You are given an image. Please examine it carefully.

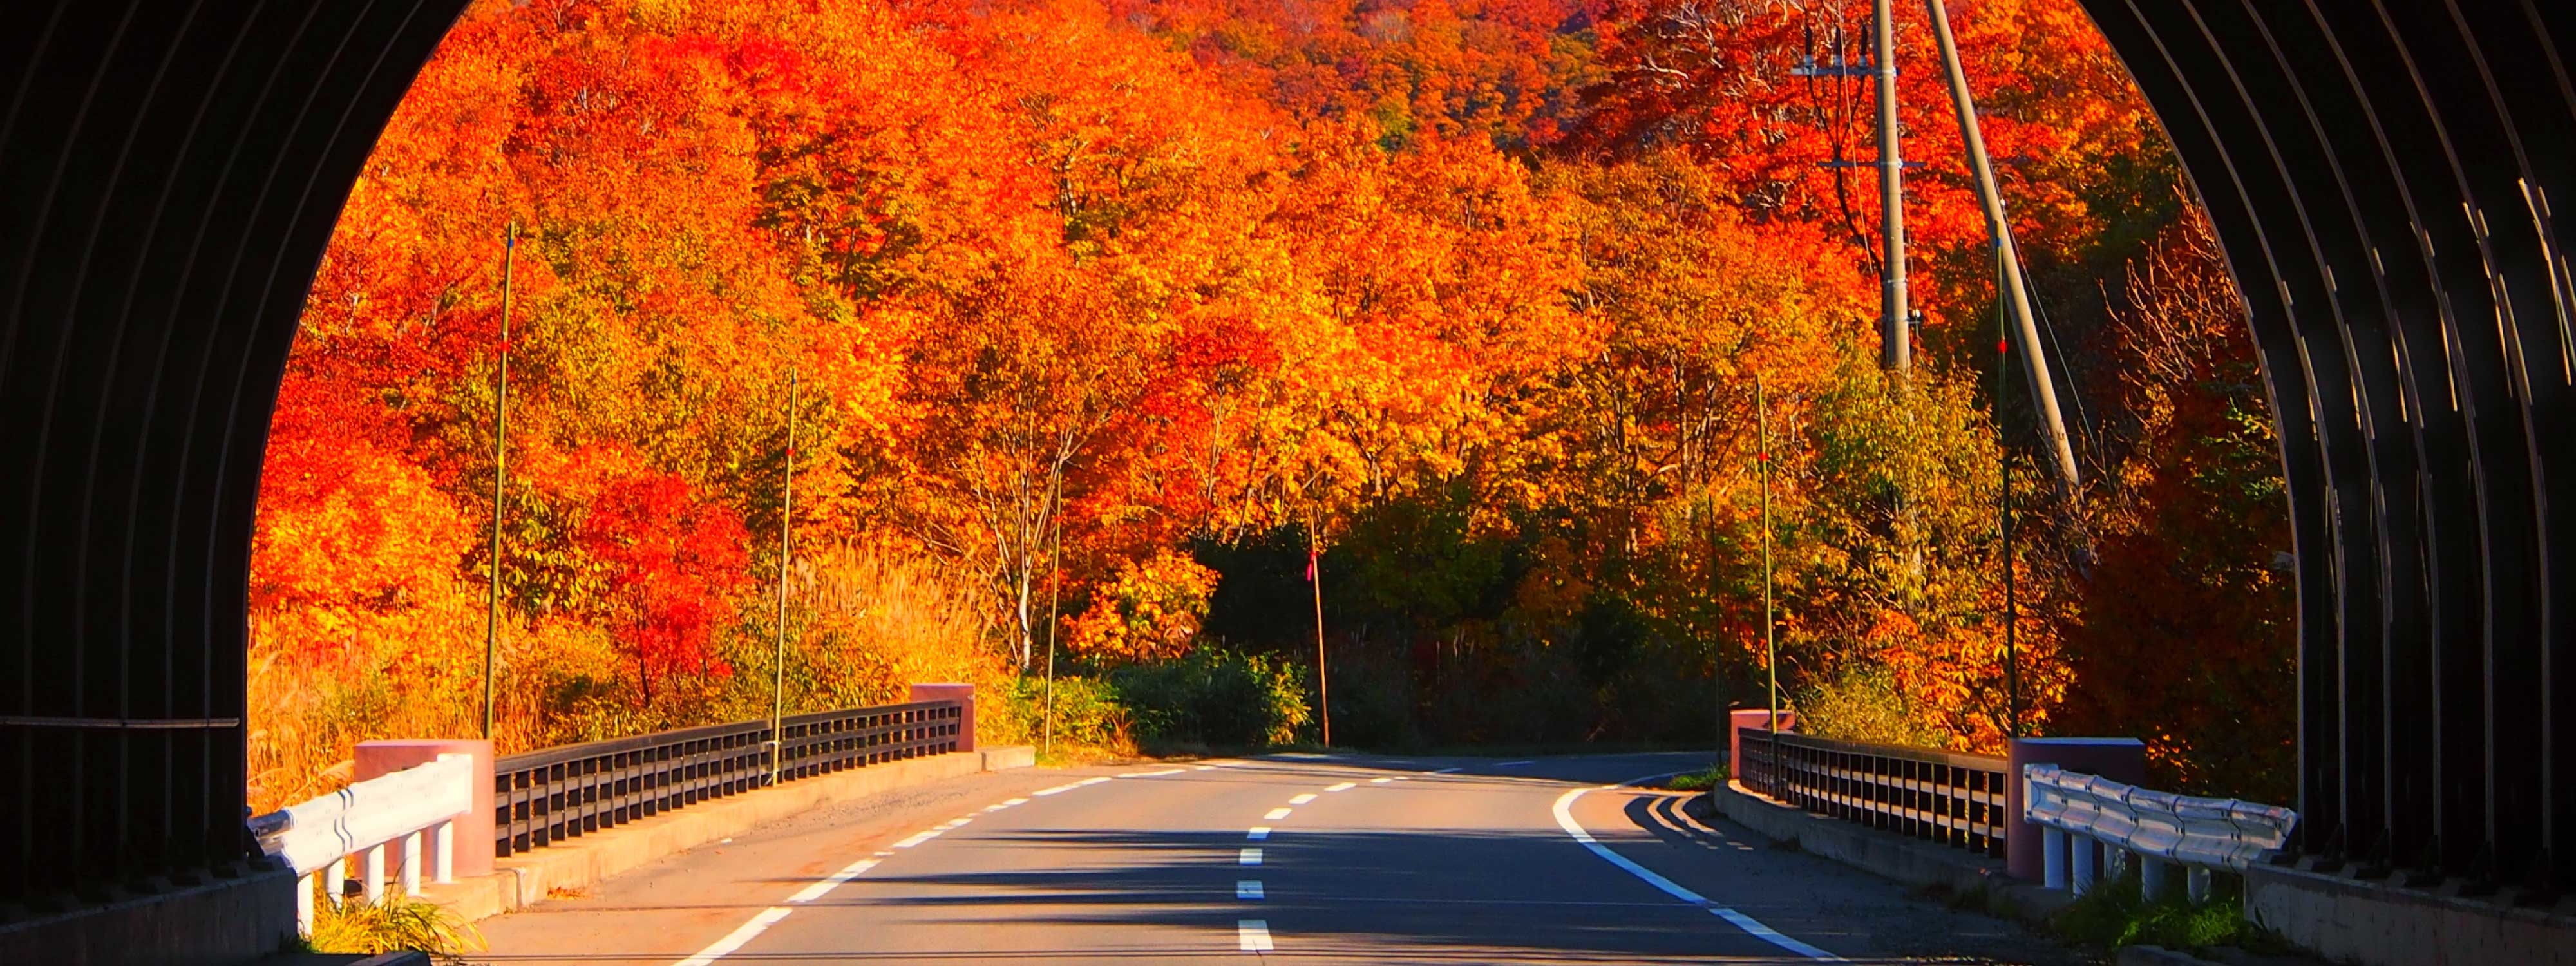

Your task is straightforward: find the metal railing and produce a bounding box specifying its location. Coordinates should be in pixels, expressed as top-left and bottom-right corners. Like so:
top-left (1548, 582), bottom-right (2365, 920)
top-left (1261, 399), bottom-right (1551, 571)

top-left (2023, 763), bottom-right (2298, 904)
top-left (251, 753), bottom-right (474, 935)
top-left (494, 699), bottom-right (962, 857)
top-left (1739, 728), bottom-right (2011, 857)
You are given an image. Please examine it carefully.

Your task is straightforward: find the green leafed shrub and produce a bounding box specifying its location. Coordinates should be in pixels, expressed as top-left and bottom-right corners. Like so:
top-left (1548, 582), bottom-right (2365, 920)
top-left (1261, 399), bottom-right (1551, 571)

top-left (1110, 649), bottom-right (1312, 750)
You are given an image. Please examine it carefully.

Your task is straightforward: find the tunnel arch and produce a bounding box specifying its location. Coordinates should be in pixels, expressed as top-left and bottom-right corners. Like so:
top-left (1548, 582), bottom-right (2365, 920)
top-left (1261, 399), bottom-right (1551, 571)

top-left (1, 0), bottom-right (2569, 920)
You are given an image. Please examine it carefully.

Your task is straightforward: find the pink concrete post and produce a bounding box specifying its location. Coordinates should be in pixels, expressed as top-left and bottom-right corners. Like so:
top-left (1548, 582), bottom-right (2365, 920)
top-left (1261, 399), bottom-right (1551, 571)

top-left (907, 683), bottom-right (975, 753)
top-left (2005, 737), bottom-right (2144, 881)
top-left (1728, 708), bottom-right (1796, 776)
top-left (354, 738), bottom-right (494, 878)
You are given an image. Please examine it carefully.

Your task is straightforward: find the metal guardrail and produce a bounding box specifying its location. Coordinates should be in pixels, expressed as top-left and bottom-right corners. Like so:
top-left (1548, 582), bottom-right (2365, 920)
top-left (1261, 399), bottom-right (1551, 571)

top-left (2023, 762), bottom-right (2298, 903)
top-left (494, 699), bottom-right (963, 857)
top-left (1739, 728), bottom-right (2011, 857)
top-left (252, 753), bottom-right (474, 934)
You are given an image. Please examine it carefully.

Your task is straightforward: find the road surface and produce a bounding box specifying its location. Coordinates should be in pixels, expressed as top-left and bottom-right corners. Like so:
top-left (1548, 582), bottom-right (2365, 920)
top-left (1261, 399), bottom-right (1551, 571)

top-left (474, 752), bottom-right (2092, 963)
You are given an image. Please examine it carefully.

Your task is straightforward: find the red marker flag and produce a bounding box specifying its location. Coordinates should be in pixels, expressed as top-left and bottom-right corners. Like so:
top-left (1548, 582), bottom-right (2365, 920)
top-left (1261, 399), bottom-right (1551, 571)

top-left (1305, 548), bottom-right (1317, 583)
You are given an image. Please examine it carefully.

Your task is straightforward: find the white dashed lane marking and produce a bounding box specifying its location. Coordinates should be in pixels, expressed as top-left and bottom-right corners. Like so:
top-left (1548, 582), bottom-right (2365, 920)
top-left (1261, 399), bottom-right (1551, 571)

top-left (1247, 826), bottom-right (1271, 840)
top-left (1288, 793), bottom-right (1317, 805)
top-left (1264, 807), bottom-right (1293, 820)
top-left (1368, 777), bottom-right (1394, 784)
top-left (1236, 880), bottom-right (1264, 900)
top-left (784, 858), bottom-right (879, 904)
top-left (1238, 920), bottom-right (1274, 951)
top-left (673, 906), bottom-right (791, 966)
top-left (1323, 781), bottom-right (1356, 792)
top-left (1239, 848), bottom-right (1263, 866)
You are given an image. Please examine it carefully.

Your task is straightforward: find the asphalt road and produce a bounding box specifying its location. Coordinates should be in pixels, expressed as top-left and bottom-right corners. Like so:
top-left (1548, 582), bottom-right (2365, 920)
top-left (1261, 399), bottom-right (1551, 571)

top-left (474, 752), bottom-right (2092, 964)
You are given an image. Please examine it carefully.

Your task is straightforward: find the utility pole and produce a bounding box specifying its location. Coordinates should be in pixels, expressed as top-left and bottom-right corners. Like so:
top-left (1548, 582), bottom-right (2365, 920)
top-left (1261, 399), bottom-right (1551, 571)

top-left (770, 373), bottom-right (797, 782)
top-left (1925, 0), bottom-right (2081, 499)
top-left (1309, 512), bottom-right (1331, 748)
top-left (483, 223), bottom-right (516, 741)
top-left (1874, 0), bottom-right (1910, 375)
top-left (1759, 375), bottom-right (1778, 737)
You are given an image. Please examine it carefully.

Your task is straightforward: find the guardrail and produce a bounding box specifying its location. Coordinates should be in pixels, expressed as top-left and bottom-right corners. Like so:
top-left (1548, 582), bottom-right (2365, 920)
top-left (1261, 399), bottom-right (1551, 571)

top-left (1739, 728), bottom-right (2011, 857)
top-left (251, 753), bottom-right (473, 934)
top-left (2022, 763), bottom-right (2297, 904)
top-left (494, 699), bottom-right (962, 857)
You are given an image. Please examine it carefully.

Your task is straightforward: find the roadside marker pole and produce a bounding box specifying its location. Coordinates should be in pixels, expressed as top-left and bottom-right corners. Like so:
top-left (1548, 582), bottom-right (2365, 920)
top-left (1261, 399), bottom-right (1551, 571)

top-left (770, 372), bottom-right (797, 782)
top-left (1042, 477), bottom-right (1063, 759)
top-left (1309, 511), bottom-right (1331, 748)
top-left (1759, 374), bottom-right (1778, 738)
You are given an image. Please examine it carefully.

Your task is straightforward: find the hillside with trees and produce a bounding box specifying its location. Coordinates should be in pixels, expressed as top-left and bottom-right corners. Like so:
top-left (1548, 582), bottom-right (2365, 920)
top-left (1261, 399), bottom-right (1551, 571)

top-left (248, 0), bottom-right (2291, 811)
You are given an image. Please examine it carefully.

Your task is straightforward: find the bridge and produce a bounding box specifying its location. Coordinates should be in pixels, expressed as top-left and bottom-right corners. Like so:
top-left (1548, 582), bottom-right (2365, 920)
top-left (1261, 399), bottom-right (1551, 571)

top-left (3, 0), bottom-right (2573, 963)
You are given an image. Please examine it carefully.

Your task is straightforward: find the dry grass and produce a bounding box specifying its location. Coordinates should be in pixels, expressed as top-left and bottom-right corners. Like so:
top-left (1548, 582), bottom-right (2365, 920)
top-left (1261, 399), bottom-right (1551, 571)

top-left (249, 542), bottom-right (1034, 813)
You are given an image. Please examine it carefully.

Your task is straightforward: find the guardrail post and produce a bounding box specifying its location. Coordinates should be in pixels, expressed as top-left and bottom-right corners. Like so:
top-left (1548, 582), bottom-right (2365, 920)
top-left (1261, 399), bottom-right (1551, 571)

top-left (2070, 834), bottom-right (2098, 896)
top-left (325, 855), bottom-right (345, 908)
top-left (362, 842), bottom-right (386, 904)
top-left (296, 872), bottom-right (316, 934)
top-left (433, 818), bottom-right (454, 884)
top-left (2139, 855), bottom-right (2171, 902)
top-left (400, 830), bottom-right (422, 897)
top-left (2043, 828), bottom-right (2068, 889)
top-left (2186, 866), bottom-right (2211, 905)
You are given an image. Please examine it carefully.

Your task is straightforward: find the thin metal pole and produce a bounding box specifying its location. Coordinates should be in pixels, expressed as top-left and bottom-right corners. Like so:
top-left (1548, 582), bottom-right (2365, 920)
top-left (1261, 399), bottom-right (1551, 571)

top-left (770, 373), bottom-right (797, 782)
top-left (1041, 475), bottom-right (1063, 758)
top-left (1759, 375), bottom-right (1777, 736)
top-left (1311, 512), bottom-right (1331, 748)
top-left (1874, 0), bottom-right (1909, 375)
top-left (1998, 254), bottom-right (2020, 738)
top-left (1925, 0), bottom-right (2079, 498)
top-left (484, 223), bottom-right (516, 741)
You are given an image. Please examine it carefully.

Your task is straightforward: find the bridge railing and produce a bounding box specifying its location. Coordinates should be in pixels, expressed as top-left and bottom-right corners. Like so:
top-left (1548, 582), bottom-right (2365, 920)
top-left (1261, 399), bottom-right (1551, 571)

top-left (251, 753), bottom-right (474, 936)
top-left (1739, 727), bottom-right (2011, 857)
top-left (2022, 762), bottom-right (2297, 904)
top-left (493, 699), bottom-right (963, 857)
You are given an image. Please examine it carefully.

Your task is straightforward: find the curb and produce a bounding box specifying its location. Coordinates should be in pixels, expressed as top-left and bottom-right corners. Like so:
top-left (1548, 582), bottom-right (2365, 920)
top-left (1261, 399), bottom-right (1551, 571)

top-left (426, 748), bottom-right (1032, 923)
top-left (1702, 779), bottom-right (2074, 928)
top-left (2116, 947), bottom-right (2222, 966)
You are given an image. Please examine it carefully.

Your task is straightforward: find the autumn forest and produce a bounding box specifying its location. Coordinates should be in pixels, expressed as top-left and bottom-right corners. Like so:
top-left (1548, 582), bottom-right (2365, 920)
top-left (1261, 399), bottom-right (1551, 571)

top-left (249, 0), bottom-right (2292, 811)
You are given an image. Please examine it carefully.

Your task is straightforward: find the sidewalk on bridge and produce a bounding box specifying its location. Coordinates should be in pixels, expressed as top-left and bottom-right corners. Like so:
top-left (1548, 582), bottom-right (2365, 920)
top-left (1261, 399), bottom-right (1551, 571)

top-left (425, 746), bottom-right (1034, 924)
top-left (1705, 778), bottom-right (2072, 927)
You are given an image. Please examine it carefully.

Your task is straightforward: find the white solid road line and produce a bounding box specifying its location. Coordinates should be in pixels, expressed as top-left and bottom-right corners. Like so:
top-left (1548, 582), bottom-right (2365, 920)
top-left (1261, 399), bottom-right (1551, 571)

top-left (1032, 782), bottom-right (1079, 796)
top-left (1428, 767), bottom-right (1462, 774)
top-left (785, 858), bottom-right (880, 904)
top-left (1288, 793), bottom-right (1317, 805)
top-left (1264, 807), bottom-right (1293, 820)
top-left (1120, 767), bottom-right (1188, 777)
top-left (891, 830), bottom-right (940, 848)
top-left (1236, 879), bottom-right (1265, 900)
top-left (672, 905), bottom-right (791, 966)
top-left (1323, 781), bottom-right (1356, 792)
top-left (1551, 781), bottom-right (1841, 961)
top-left (1369, 777), bottom-right (1394, 784)
top-left (1079, 776), bottom-right (1113, 786)
top-left (1238, 919), bottom-right (1274, 951)
top-left (1247, 826), bottom-right (1271, 840)
top-left (1239, 847), bottom-right (1263, 866)
top-left (1496, 760), bottom-right (1535, 767)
